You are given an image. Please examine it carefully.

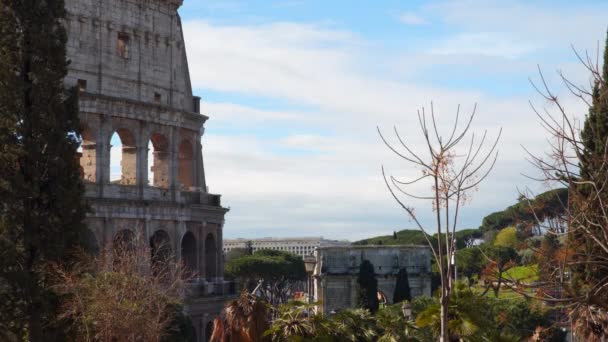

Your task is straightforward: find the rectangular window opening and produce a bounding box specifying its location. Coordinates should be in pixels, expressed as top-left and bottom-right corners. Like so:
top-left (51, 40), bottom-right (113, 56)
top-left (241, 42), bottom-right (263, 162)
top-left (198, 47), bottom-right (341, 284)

top-left (117, 33), bottom-right (130, 59)
top-left (77, 79), bottom-right (87, 92)
top-left (154, 92), bottom-right (162, 104)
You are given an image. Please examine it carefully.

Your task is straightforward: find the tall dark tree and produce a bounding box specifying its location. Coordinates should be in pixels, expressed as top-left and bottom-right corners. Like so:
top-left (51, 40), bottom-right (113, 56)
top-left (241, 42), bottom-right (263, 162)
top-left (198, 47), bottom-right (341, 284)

top-left (357, 259), bottom-right (379, 313)
top-left (573, 30), bottom-right (608, 306)
top-left (392, 267), bottom-right (411, 303)
top-left (0, 0), bottom-right (88, 340)
top-left (581, 31), bottom-right (608, 181)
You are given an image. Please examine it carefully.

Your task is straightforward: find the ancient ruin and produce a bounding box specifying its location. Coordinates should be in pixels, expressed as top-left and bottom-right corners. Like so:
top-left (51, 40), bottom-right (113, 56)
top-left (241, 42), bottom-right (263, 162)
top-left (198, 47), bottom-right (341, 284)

top-left (313, 246), bottom-right (432, 314)
top-left (63, 0), bottom-right (230, 339)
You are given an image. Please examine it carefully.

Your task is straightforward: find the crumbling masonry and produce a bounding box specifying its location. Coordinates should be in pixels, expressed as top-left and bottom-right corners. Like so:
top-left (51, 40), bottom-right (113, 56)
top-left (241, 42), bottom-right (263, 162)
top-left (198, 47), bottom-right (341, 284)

top-left (63, 0), bottom-right (230, 340)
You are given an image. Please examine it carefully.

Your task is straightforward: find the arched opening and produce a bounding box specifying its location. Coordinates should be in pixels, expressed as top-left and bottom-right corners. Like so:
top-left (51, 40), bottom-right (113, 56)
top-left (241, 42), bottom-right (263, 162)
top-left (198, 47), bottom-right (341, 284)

top-left (148, 133), bottom-right (170, 188)
top-left (181, 232), bottom-right (197, 276)
top-left (83, 229), bottom-right (100, 256)
top-left (110, 128), bottom-right (137, 185)
top-left (205, 233), bottom-right (217, 280)
top-left (178, 139), bottom-right (194, 190)
top-left (205, 321), bottom-right (214, 342)
top-left (113, 229), bottom-right (135, 266)
top-left (150, 230), bottom-right (172, 274)
top-left (79, 127), bottom-right (97, 182)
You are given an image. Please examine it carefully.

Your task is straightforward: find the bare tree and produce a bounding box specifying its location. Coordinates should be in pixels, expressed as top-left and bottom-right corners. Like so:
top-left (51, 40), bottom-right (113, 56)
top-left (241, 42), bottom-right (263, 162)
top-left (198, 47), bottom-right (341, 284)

top-left (51, 233), bottom-right (189, 342)
top-left (379, 104), bottom-right (500, 342)
top-left (522, 45), bottom-right (608, 340)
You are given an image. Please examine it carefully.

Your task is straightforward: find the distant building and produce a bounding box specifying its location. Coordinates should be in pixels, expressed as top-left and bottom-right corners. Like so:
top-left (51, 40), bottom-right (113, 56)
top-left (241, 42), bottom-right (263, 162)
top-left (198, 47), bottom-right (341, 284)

top-left (313, 245), bottom-right (432, 314)
top-left (223, 237), bottom-right (350, 258)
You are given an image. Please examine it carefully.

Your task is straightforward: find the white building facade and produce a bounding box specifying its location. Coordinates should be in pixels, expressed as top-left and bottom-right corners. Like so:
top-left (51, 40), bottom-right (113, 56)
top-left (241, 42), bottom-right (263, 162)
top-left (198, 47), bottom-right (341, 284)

top-left (223, 237), bottom-right (350, 258)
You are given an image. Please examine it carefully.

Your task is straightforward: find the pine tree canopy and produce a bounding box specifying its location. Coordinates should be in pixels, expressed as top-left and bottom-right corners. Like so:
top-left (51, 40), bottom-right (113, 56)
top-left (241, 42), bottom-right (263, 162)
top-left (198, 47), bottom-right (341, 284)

top-left (0, 0), bottom-right (88, 340)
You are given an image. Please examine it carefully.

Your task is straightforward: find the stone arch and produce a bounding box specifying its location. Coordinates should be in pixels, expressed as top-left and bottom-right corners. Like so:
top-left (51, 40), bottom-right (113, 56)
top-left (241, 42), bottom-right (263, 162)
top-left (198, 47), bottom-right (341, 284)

top-left (205, 233), bottom-right (217, 280)
top-left (79, 126), bottom-right (97, 182)
top-left (150, 229), bottom-right (172, 273)
top-left (83, 228), bottom-right (100, 256)
top-left (181, 232), bottom-right (197, 276)
top-left (113, 229), bottom-right (135, 266)
top-left (148, 132), bottom-right (170, 188)
top-left (178, 139), bottom-right (194, 190)
top-left (109, 128), bottom-right (137, 185)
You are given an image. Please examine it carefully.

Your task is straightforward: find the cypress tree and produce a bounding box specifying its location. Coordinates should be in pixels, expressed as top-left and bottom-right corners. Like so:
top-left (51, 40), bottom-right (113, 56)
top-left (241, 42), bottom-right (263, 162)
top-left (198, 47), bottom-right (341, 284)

top-left (581, 30), bottom-right (608, 180)
top-left (0, 0), bottom-right (88, 340)
top-left (356, 259), bottom-right (379, 313)
top-left (576, 30), bottom-right (608, 287)
top-left (393, 267), bottom-right (412, 303)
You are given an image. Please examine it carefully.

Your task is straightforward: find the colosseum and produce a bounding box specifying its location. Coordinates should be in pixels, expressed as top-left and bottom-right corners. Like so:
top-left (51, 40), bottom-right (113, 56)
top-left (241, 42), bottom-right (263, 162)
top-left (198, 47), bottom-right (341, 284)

top-left (63, 0), bottom-right (230, 339)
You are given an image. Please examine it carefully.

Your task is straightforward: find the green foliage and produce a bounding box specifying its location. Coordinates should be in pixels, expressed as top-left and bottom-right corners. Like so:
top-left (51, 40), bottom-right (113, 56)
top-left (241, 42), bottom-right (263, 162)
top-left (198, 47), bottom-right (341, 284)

top-left (504, 264), bottom-right (539, 282)
top-left (493, 227), bottom-right (518, 249)
top-left (375, 304), bottom-right (418, 341)
top-left (355, 229), bottom-right (482, 250)
top-left (161, 305), bottom-right (196, 342)
top-left (455, 247), bottom-right (484, 282)
top-left (225, 247), bottom-right (251, 265)
top-left (392, 268), bottom-right (411, 303)
top-left (265, 302), bottom-right (376, 342)
top-left (0, 0), bottom-right (88, 339)
top-left (479, 189), bottom-right (568, 233)
top-left (413, 282), bottom-right (559, 341)
top-left (357, 260), bottom-right (379, 313)
top-left (225, 250), bottom-right (306, 305)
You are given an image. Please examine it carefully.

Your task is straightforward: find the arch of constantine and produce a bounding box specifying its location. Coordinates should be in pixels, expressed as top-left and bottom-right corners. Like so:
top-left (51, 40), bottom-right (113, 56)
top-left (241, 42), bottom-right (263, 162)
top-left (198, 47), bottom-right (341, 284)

top-left (63, 0), bottom-right (230, 339)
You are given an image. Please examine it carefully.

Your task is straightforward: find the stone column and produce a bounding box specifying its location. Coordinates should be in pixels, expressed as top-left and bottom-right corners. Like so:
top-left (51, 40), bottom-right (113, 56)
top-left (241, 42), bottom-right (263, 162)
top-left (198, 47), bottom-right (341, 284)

top-left (199, 221), bottom-right (207, 282)
top-left (136, 126), bottom-right (148, 198)
top-left (350, 276), bottom-right (357, 308)
top-left (99, 117), bottom-right (112, 195)
top-left (196, 127), bottom-right (207, 192)
top-left (121, 146), bottom-right (138, 185)
top-left (169, 126), bottom-right (179, 200)
top-left (217, 222), bottom-right (224, 280)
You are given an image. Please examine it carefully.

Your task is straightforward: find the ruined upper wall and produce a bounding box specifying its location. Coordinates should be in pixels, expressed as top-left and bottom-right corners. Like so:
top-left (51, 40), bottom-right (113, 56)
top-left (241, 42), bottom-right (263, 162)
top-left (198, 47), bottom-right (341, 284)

top-left (64, 0), bottom-right (196, 113)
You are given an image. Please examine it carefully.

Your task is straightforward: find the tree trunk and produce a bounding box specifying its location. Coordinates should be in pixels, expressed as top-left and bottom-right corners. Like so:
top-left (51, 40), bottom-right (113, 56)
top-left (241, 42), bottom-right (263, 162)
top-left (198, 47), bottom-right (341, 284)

top-left (28, 299), bottom-right (42, 342)
top-left (440, 293), bottom-right (449, 342)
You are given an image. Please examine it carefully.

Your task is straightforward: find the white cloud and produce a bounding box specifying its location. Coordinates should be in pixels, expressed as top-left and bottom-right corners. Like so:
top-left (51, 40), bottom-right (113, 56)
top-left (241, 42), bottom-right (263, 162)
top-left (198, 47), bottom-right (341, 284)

top-left (424, 0), bottom-right (607, 58)
top-left (398, 12), bottom-right (428, 26)
top-left (182, 3), bottom-right (598, 240)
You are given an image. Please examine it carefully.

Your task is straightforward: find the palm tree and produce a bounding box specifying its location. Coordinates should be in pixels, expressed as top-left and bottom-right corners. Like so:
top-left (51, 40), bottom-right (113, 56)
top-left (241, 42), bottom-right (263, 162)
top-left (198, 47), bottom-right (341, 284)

top-left (331, 309), bottom-right (377, 342)
top-left (265, 301), bottom-right (325, 341)
top-left (415, 283), bottom-right (490, 341)
top-left (375, 304), bottom-right (418, 342)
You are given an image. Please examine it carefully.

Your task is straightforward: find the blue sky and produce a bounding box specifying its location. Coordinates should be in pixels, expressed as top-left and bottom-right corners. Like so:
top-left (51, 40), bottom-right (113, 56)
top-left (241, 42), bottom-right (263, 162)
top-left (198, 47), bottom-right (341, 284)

top-left (167, 0), bottom-right (608, 241)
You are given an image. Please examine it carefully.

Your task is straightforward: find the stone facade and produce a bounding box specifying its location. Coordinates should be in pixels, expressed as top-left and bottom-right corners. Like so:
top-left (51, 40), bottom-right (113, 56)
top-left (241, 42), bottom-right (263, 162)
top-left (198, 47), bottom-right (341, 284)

top-left (63, 0), bottom-right (230, 340)
top-left (313, 246), bottom-right (432, 314)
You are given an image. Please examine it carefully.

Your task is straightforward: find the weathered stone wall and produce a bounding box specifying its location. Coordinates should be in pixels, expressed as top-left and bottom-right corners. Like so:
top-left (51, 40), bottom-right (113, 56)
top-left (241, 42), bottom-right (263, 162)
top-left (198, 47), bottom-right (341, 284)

top-left (313, 246), bottom-right (432, 314)
top-left (64, 0), bottom-right (193, 112)
top-left (64, 1), bottom-right (230, 340)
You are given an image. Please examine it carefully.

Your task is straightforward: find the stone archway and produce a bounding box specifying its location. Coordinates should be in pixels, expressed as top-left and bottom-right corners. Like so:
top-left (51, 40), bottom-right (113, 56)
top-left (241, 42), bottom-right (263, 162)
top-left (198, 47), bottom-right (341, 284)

top-left (83, 228), bottom-right (100, 256)
top-left (181, 232), bottom-right (197, 276)
top-left (148, 132), bottom-right (170, 188)
top-left (150, 230), bottom-right (172, 274)
top-left (109, 128), bottom-right (137, 185)
top-left (79, 126), bottom-right (97, 182)
top-left (205, 233), bottom-right (217, 280)
top-left (178, 139), bottom-right (194, 190)
top-left (113, 229), bottom-right (135, 266)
